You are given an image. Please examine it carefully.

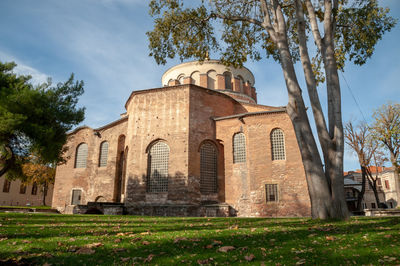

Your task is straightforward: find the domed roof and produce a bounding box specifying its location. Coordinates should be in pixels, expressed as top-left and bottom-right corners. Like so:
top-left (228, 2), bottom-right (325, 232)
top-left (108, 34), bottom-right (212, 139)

top-left (162, 60), bottom-right (257, 103)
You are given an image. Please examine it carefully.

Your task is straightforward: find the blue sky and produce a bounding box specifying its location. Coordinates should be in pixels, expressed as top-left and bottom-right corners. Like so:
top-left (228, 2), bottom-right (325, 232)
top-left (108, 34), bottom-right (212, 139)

top-left (0, 0), bottom-right (399, 171)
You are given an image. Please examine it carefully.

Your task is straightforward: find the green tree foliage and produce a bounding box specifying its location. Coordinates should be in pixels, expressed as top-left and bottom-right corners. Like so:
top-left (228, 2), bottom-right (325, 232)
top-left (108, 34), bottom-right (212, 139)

top-left (147, 0), bottom-right (395, 220)
top-left (371, 103), bottom-right (400, 174)
top-left (0, 61), bottom-right (85, 178)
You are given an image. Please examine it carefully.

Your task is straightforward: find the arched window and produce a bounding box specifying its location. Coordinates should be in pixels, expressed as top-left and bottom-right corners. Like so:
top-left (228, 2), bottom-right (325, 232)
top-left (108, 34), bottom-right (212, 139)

top-left (75, 143), bottom-right (88, 168)
top-left (271, 129), bottom-right (286, 160)
top-left (99, 141), bottom-right (109, 167)
top-left (224, 72), bottom-right (232, 90)
top-left (147, 141), bottom-right (169, 192)
top-left (233, 133), bottom-right (246, 163)
top-left (200, 142), bottom-right (218, 193)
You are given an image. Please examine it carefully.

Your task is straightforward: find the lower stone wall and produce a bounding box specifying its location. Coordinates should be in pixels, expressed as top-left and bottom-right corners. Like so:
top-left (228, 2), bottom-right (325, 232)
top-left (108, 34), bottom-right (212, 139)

top-left (125, 203), bottom-right (234, 217)
top-left (365, 209), bottom-right (400, 216)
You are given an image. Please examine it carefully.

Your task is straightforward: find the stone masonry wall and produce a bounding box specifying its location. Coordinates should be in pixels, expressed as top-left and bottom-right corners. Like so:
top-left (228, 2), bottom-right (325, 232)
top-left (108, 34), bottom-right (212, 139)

top-left (52, 119), bottom-right (128, 212)
top-left (124, 86), bottom-right (191, 206)
top-left (215, 112), bottom-right (311, 217)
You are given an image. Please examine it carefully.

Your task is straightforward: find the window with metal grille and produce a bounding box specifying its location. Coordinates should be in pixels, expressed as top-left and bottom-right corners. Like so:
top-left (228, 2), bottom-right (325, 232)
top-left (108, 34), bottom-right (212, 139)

top-left (147, 142), bottom-right (169, 193)
top-left (265, 184), bottom-right (278, 202)
top-left (75, 143), bottom-right (88, 168)
top-left (2, 179), bottom-right (11, 193)
top-left (98, 141), bottom-right (109, 167)
top-left (224, 72), bottom-right (232, 90)
top-left (233, 133), bottom-right (246, 163)
top-left (19, 184), bottom-right (26, 194)
top-left (200, 142), bottom-right (218, 193)
top-left (271, 129), bottom-right (286, 160)
top-left (31, 182), bottom-right (37, 195)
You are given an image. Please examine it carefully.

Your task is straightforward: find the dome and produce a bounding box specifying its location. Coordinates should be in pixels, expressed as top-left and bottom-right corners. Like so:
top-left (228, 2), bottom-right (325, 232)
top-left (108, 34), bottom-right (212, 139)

top-left (161, 60), bottom-right (257, 103)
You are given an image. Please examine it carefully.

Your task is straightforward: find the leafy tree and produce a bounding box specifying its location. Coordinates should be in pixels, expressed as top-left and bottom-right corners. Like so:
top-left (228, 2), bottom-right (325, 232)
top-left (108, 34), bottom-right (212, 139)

top-left (0, 61), bottom-right (85, 179)
top-left (344, 121), bottom-right (384, 210)
top-left (372, 103), bottom-right (400, 174)
top-left (147, 0), bottom-right (396, 219)
top-left (21, 156), bottom-right (56, 206)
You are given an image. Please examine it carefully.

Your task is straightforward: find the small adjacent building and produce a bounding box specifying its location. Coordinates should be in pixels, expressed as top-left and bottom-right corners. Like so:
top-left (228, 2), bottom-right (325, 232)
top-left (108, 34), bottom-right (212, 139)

top-left (52, 60), bottom-right (311, 217)
top-left (344, 166), bottom-right (399, 211)
top-left (0, 175), bottom-right (53, 206)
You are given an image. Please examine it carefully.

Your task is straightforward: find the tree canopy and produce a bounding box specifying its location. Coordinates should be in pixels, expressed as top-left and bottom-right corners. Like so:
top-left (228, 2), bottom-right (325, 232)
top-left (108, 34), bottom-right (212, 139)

top-left (147, 0), bottom-right (396, 220)
top-left (372, 103), bottom-right (400, 174)
top-left (0, 61), bottom-right (85, 178)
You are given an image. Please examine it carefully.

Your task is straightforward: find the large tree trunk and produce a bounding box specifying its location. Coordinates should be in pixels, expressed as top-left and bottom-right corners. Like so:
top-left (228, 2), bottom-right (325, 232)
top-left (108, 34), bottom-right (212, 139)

top-left (356, 167), bottom-right (367, 211)
top-left (42, 183), bottom-right (48, 206)
top-left (273, 4), bottom-right (338, 219)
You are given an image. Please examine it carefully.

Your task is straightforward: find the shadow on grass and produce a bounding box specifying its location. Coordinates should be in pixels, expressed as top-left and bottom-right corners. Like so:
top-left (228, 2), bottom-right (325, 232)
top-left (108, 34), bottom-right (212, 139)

top-left (0, 214), bottom-right (399, 264)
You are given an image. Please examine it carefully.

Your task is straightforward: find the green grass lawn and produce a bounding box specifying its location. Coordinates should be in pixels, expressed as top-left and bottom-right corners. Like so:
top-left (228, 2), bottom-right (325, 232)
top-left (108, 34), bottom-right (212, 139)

top-left (0, 213), bottom-right (399, 265)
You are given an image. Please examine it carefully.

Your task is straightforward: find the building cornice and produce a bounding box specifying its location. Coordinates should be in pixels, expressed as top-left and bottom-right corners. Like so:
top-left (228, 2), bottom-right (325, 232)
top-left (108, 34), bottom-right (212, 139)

top-left (213, 108), bottom-right (287, 121)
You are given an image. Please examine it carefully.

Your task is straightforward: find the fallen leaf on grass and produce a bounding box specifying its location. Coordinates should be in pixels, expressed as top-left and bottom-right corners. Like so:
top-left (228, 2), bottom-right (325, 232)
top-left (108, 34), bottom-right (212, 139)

top-left (144, 254), bottom-right (154, 262)
top-left (120, 257), bottom-right (130, 262)
top-left (85, 242), bottom-right (103, 248)
top-left (197, 258), bottom-right (213, 264)
top-left (142, 241), bottom-right (150, 245)
top-left (325, 236), bottom-right (335, 241)
top-left (218, 246), bottom-right (235, 252)
top-left (244, 254), bottom-right (255, 261)
top-left (296, 258), bottom-right (306, 265)
top-left (174, 237), bottom-right (188, 243)
top-left (113, 248), bottom-right (127, 253)
top-left (75, 247), bottom-right (95, 255)
top-left (384, 234), bottom-right (392, 238)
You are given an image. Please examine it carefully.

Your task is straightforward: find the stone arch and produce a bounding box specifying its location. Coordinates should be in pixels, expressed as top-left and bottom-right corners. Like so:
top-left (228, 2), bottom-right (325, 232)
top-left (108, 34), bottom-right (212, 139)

top-left (177, 74), bottom-right (185, 84)
top-left (191, 71), bottom-right (201, 86)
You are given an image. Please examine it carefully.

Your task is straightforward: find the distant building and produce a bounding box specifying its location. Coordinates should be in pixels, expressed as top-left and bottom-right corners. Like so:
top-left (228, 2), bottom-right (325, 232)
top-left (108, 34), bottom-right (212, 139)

top-left (0, 175), bottom-right (53, 206)
top-left (344, 166), bottom-right (399, 210)
top-left (52, 60), bottom-right (311, 217)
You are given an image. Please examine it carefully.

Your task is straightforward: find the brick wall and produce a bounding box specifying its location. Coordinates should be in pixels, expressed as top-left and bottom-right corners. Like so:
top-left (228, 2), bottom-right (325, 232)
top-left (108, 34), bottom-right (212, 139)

top-left (0, 175), bottom-right (53, 206)
top-left (215, 111), bottom-right (311, 217)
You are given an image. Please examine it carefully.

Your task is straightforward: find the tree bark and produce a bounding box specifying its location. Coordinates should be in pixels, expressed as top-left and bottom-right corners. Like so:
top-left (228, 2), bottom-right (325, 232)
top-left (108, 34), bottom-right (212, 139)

top-left (273, 2), bottom-right (335, 219)
top-left (356, 167), bottom-right (366, 211)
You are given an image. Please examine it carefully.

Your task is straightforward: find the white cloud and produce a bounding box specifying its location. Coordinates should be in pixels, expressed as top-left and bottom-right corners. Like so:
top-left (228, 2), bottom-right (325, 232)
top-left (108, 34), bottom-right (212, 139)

top-left (0, 51), bottom-right (48, 85)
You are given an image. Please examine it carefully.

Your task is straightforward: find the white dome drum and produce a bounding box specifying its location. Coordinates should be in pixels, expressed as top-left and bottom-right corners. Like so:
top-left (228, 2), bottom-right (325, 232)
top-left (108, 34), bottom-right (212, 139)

top-left (161, 60), bottom-right (257, 103)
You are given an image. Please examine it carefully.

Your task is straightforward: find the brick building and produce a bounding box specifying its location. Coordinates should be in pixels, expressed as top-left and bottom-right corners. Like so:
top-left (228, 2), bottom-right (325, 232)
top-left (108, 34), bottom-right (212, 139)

top-left (0, 175), bottom-right (53, 206)
top-left (52, 60), bottom-right (311, 217)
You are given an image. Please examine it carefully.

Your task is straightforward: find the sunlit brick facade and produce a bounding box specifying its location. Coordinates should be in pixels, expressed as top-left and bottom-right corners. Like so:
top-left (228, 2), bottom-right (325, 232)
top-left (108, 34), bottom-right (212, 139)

top-left (52, 60), bottom-right (311, 217)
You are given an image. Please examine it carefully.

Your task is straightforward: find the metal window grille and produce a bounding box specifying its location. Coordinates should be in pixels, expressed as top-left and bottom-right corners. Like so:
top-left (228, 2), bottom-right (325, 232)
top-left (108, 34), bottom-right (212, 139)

top-left (75, 143), bottom-right (88, 168)
top-left (200, 142), bottom-right (218, 193)
top-left (224, 72), bottom-right (232, 90)
top-left (265, 184), bottom-right (278, 202)
top-left (271, 129), bottom-right (286, 160)
top-left (19, 184), bottom-right (26, 194)
top-left (99, 141), bottom-right (109, 167)
top-left (233, 133), bottom-right (246, 163)
top-left (31, 182), bottom-right (38, 195)
top-left (147, 142), bottom-right (169, 193)
top-left (2, 179), bottom-right (11, 193)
